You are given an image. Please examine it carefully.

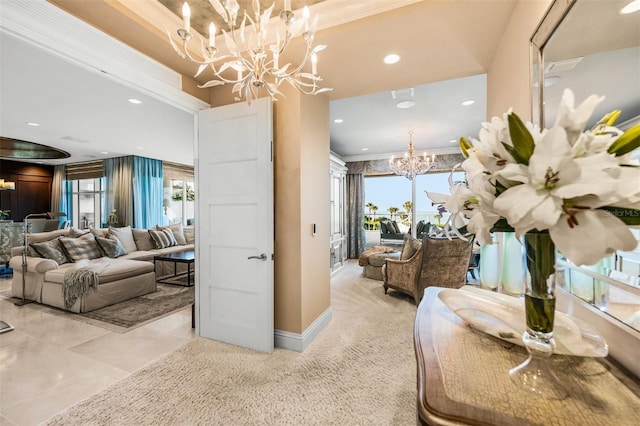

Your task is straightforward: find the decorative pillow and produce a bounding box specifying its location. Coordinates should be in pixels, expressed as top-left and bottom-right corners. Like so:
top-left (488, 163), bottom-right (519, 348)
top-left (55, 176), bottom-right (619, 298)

top-left (380, 221), bottom-right (389, 234)
top-left (95, 236), bottom-right (127, 258)
top-left (29, 239), bottom-right (69, 265)
top-left (148, 228), bottom-right (178, 249)
top-left (132, 228), bottom-right (156, 251)
top-left (89, 227), bottom-right (109, 238)
top-left (400, 235), bottom-right (421, 260)
top-left (390, 221), bottom-right (401, 234)
top-left (183, 225), bottom-right (195, 244)
top-left (68, 228), bottom-right (91, 238)
top-left (25, 229), bottom-right (70, 257)
top-left (108, 226), bottom-right (138, 253)
top-left (158, 223), bottom-right (187, 245)
top-left (59, 234), bottom-right (103, 262)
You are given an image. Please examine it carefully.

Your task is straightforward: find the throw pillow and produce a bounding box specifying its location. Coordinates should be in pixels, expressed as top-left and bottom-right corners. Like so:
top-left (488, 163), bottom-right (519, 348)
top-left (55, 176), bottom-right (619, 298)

top-left (158, 223), bottom-right (187, 245)
top-left (148, 228), bottom-right (178, 249)
top-left (132, 228), bottom-right (156, 251)
top-left (380, 221), bottom-right (389, 234)
top-left (95, 236), bottom-right (127, 258)
top-left (183, 225), bottom-right (195, 244)
top-left (89, 227), bottom-right (109, 238)
top-left (68, 228), bottom-right (91, 238)
top-left (108, 226), bottom-right (138, 253)
top-left (25, 229), bottom-right (70, 257)
top-left (59, 234), bottom-right (103, 262)
top-left (390, 221), bottom-right (401, 234)
top-left (30, 239), bottom-right (69, 265)
top-left (400, 235), bottom-right (421, 260)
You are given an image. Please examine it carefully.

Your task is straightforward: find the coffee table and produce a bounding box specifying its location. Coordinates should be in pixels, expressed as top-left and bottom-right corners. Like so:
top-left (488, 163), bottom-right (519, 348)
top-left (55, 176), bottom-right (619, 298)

top-left (153, 250), bottom-right (195, 287)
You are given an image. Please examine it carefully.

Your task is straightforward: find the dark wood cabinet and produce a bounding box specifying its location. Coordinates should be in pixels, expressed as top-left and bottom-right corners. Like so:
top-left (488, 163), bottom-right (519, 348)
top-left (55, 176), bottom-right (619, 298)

top-left (0, 160), bottom-right (54, 221)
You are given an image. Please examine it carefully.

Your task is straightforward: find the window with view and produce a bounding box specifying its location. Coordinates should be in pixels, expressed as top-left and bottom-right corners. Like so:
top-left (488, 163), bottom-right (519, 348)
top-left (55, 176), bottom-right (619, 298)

top-left (163, 179), bottom-right (195, 225)
top-left (70, 178), bottom-right (105, 229)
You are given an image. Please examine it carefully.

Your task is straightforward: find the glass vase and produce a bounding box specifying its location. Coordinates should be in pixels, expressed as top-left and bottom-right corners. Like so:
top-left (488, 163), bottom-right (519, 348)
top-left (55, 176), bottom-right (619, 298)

top-left (508, 232), bottom-right (568, 400)
top-left (479, 237), bottom-right (499, 291)
top-left (500, 232), bottom-right (525, 296)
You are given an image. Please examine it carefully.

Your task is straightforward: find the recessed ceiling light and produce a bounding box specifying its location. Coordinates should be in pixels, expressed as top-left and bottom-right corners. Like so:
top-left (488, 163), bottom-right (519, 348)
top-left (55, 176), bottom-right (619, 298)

top-left (136, 146), bottom-right (144, 150)
top-left (361, 148), bottom-right (369, 151)
top-left (620, 0), bottom-right (640, 14)
top-left (461, 100), bottom-right (475, 106)
top-left (383, 54), bottom-right (400, 64)
top-left (449, 139), bottom-right (457, 143)
top-left (101, 151), bottom-right (109, 155)
top-left (334, 119), bottom-right (343, 123)
top-left (26, 122), bottom-right (40, 127)
top-left (128, 98), bottom-right (142, 104)
top-left (396, 100), bottom-right (416, 109)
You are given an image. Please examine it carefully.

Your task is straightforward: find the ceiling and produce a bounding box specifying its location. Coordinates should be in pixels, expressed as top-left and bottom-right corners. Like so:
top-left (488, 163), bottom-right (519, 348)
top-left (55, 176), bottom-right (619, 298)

top-left (4, 0), bottom-right (634, 167)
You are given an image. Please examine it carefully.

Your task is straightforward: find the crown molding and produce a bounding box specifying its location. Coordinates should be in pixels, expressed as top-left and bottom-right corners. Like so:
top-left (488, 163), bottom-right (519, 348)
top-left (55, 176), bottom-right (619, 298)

top-left (0, 0), bottom-right (209, 113)
top-left (341, 146), bottom-right (463, 163)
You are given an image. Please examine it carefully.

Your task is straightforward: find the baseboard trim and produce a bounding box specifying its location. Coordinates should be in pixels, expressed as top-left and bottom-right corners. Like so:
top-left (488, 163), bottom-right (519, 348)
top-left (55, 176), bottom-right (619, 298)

top-left (274, 306), bottom-right (333, 352)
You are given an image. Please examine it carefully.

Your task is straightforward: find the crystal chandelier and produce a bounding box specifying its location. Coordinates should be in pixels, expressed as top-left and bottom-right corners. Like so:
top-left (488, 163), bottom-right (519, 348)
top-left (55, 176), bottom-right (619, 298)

top-left (389, 131), bottom-right (437, 180)
top-left (168, 0), bottom-right (332, 103)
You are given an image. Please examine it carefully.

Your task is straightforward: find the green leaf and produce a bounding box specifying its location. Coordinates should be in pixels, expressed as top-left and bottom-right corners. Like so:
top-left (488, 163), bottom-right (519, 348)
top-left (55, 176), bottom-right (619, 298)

top-left (598, 207), bottom-right (640, 225)
top-left (507, 113), bottom-right (535, 165)
top-left (608, 124), bottom-right (640, 156)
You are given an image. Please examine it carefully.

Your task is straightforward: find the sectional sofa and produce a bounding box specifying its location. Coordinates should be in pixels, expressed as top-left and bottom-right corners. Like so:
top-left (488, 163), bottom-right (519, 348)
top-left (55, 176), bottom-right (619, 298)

top-left (9, 224), bottom-right (195, 313)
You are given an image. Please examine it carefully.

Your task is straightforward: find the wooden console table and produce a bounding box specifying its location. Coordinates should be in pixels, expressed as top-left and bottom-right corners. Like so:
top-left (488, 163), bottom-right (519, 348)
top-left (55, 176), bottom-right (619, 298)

top-left (414, 287), bottom-right (640, 425)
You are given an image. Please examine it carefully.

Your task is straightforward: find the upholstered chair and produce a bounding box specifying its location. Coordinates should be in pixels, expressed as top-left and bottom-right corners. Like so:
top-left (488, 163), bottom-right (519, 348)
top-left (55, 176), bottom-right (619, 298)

top-left (382, 234), bottom-right (423, 304)
top-left (383, 234), bottom-right (474, 305)
top-left (415, 235), bottom-right (475, 301)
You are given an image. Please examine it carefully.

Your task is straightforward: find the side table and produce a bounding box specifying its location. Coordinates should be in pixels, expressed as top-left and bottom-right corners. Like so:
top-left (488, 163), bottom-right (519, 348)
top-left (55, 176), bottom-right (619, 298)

top-left (415, 287), bottom-right (640, 425)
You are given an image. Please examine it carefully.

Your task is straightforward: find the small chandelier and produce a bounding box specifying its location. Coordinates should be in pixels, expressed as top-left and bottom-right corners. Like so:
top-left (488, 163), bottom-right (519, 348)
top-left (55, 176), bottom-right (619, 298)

top-left (389, 131), bottom-right (437, 180)
top-left (168, 0), bottom-right (332, 103)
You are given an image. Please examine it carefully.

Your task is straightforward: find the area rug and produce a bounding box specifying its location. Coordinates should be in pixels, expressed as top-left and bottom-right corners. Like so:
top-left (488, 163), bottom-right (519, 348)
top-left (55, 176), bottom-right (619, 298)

top-left (46, 261), bottom-right (417, 425)
top-left (1, 283), bottom-right (194, 333)
top-left (76, 283), bottom-right (194, 332)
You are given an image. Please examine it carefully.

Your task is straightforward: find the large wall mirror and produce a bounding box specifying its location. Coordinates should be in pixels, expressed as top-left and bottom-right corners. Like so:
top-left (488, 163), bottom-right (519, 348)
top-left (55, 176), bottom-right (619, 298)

top-left (531, 0), bottom-right (640, 333)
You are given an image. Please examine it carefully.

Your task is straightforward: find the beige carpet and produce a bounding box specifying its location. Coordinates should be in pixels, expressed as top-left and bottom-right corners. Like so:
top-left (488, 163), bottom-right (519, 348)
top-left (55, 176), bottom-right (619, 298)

top-left (47, 261), bottom-right (418, 426)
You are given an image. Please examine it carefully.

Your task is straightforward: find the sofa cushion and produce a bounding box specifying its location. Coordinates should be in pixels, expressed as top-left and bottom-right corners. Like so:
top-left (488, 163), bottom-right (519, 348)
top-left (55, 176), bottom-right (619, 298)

top-left (380, 221), bottom-right (389, 234)
top-left (89, 227), bottom-right (109, 238)
top-left (158, 224), bottom-right (187, 245)
top-left (30, 239), bottom-right (69, 265)
top-left (44, 258), bottom-right (154, 285)
top-left (149, 228), bottom-right (177, 249)
top-left (132, 228), bottom-right (156, 251)
top-left (183, 225), bottom-right (195, 244)
top-left (96, 236), bottom-right (127, 258)
top-left (25, 229), bottom-right (70, 257)
top-left (390, 221), bottom-right (401, 234)
top-left (59, 234), bottom-right (102, 262)
top-left (400, 235), bottom-right (421, 260)
top-left (108, 226), bottom-right (138, 253)
top-left (69, 228), bottom-right (91, 238)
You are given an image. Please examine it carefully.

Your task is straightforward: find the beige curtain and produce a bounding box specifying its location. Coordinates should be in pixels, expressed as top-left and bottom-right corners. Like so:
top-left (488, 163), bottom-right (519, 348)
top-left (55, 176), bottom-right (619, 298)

top-left (50, 165), bottom-right (65, 214)
top-left (104, 156), bottom-right (133, 227)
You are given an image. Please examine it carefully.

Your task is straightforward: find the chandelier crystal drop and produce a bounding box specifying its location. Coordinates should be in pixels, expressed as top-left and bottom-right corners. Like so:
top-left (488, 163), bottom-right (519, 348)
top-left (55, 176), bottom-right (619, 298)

top-left (168, 0), bottom-right (332, 103)
top-left (389, 131), bottom-right (437, 180)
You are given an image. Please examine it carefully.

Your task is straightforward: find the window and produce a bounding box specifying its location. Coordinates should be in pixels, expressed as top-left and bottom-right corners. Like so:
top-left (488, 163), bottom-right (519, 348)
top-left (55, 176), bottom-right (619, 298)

top-left (364, 171), bottom-right (465, 230)
top-left (163, 179), bottom-right (195, 225)
top-left (70, 178), bottom-right (105, 229)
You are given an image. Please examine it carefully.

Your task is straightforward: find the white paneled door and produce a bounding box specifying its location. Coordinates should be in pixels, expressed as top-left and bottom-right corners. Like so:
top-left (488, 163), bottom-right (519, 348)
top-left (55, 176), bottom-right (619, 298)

top-left (196, 97), bottom-right (274, 352)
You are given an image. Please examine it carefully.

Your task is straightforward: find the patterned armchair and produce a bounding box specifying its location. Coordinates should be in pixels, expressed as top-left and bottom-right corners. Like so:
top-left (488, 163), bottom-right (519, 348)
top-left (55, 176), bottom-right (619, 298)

top-left (382, 234), bottom-right (474, 305)
top-left (0, 222), bottom-right (25, 265)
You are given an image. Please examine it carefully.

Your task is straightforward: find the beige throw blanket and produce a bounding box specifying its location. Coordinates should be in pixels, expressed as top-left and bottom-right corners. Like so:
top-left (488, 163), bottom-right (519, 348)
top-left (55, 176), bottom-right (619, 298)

top-left (63, 258), bottom-right (110, 309)
top-left (358, 245), bottom-right (396, 266)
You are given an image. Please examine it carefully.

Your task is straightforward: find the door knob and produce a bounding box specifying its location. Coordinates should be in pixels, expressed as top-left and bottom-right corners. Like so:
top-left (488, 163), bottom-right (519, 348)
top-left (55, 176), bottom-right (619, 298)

top-left (248, 253), bottom-right (267, 261)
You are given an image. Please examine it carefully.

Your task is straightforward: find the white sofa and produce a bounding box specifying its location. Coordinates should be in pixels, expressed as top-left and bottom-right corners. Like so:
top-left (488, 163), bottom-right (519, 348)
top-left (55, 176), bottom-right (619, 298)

top-left (9, 224), bottom-right (195, 313)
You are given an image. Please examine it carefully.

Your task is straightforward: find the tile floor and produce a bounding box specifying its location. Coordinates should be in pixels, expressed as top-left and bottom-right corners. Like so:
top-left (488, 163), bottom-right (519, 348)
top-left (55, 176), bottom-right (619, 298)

top-left (0, 277), bottom-right (195, 426)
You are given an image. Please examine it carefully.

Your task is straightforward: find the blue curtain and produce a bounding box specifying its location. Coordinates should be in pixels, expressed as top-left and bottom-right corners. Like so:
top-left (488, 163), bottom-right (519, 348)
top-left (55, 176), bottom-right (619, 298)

top-left (132, 156), bottom-right (163, 229)
top-left (61, 181), bottom-right (72, 225)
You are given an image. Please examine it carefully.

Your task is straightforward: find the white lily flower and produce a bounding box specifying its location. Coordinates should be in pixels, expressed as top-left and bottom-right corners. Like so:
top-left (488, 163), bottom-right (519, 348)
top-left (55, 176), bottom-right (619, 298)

top-left (494, 126), bottom-right (580, 233)
top-left (550, 209), bottom-right (637, 266)
top-left (555, 88), bottom-right (605, 146)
